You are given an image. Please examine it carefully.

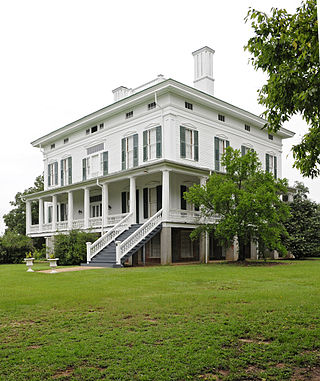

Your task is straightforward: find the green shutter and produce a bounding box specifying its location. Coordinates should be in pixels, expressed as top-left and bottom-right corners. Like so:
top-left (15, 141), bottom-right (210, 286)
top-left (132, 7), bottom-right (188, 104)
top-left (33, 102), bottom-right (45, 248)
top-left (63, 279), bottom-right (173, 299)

top-left (226, 140), bottom-right (230, 148)
top-left (121, 192), bottom-right (127, 213)
top-left (68, 157), bottom-right (72, 184)
top-left (143, 130), bottom-right (148, 162)
top-left (82, 158), bottom-right (87, 180)
top-left (194, 130), bottom-right (199, 161)
top-left (181, 185), bottom-right (187, 210)
top-left (214, 137), bottom-right (220, 171)
top-left (54, 162), bottom-right (58, 185)
top-left (241, 145), bottom-right (246, 157)
top-left (180, 126), bottom-right (186, 158)
top-left (133, 134), bottom-right (138, 167)
top-left (274, 156), bottom-right (277, 179)
top-left (48, 164), bottom-right (51, 187)
top-left (103, 151), bottom-right (108, 176)
top-left (60, 160), bottom-right (64, 186)
top-left (121, 138), bottom-right (126, 170)
top-left (266, 154), bottom-right (270, 173)
top-left (156, 126), bottom-right (162, 158)
top-left (143, 188), bottom-right (148, 218)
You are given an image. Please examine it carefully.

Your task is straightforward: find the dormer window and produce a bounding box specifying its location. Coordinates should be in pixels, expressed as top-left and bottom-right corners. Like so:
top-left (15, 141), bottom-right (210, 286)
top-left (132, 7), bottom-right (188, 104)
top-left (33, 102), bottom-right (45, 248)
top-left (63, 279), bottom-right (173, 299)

top-left (126, 111), bottom-right (133, 119)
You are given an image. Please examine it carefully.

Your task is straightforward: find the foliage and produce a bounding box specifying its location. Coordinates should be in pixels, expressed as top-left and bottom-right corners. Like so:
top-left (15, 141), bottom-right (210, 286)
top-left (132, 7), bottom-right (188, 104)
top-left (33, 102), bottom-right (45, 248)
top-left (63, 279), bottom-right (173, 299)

top-left (54, 230), bottom-right (99, 265)
top-left (184, 147), bottom-right (290, 260)
top-left (283, 181), bottom-right (320, 258)
top-left (1, 261), bottom-right (320, 380)
top-left (0, 231), bottom-right (34, 264)
top-left (3, 175), bottom-right (44, 235)
top-left (245, 0), bottom-right (320, 177)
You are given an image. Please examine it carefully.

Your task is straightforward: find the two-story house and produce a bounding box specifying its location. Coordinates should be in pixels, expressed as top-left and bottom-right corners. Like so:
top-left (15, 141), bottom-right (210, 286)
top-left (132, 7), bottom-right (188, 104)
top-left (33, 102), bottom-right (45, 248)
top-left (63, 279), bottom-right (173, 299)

top-left (25, 47), bottom-right (294, 267)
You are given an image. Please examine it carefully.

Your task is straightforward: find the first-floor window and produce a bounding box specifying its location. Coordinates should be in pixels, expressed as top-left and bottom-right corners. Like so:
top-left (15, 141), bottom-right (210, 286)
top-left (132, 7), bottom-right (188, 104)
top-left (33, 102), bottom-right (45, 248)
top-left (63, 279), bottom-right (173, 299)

top-left (266, 154), bottom-right (277, 178)
top-left (48, 162), bottom-right (58, 187)
top-left (122, 134), bottom-right (138, 170)
top-left (90, 203), bottom-right (102, 218)
top-left (214, 137), bottom-right (229, 172)
top-left (180, 126), bottom-right (199, 161)
top-left (60, 157), bottom-right (72, 186)
top-left (241, 145), bottom-right (253, 156)
top-left (143, 126), bottom-right (162, 161)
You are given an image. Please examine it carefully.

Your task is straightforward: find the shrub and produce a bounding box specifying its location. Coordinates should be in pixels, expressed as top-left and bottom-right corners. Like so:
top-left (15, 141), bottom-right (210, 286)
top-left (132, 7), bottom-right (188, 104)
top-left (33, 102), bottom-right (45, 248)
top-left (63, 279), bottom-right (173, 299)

top-left (54, 230), bottom-right (99, 265)
top-left (0, 232), bottom-right (34, 264)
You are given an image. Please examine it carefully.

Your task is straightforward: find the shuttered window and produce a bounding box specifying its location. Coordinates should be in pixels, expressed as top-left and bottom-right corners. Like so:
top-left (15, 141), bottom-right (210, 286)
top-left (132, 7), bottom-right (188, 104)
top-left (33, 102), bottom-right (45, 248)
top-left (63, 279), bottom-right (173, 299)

top-left (241, 145), bottom-right (254, 157)
top-left (48, 162), bottom-right (58, 187)
top-left (82, 151), bottom-right (108, 180)
top-left (214, 137), bottom-right (230, 172)
top-left (122, 134), bottom-right (138, 170)
top-left (266, 154), bottom-right (277, 178)
top-left (60, 157), bottom-right (72, 186)
top-left (180, 126), bottom-right (198, 161)
top-left (143, 126), bottom-right (162, 161)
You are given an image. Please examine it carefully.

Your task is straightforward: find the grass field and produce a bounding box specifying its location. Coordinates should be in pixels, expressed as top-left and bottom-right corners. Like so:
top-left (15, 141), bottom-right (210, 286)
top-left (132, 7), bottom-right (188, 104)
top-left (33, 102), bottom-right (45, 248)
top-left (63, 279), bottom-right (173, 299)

top-left (1, 260), bottom-right (320, 380)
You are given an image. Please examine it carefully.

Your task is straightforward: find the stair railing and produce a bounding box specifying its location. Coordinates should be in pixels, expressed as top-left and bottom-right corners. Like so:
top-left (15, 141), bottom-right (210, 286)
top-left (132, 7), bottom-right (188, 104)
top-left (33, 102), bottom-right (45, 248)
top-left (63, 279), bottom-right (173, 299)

top-left (116, 209), bottom-right (163, 265)
top-left (86, 212), bottom-right (133, 263)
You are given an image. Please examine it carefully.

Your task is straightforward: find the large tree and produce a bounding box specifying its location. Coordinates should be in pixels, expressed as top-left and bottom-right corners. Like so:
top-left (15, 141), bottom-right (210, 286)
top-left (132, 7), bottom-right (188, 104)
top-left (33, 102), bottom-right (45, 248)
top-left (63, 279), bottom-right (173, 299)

top-left (3, 175), bottom-right (44, 235)
top-left (184, 148), bottom-right (290, 260)
top-left (245, 0), bottom-right (320, 178)
top-left (284, 181), bottom-right (320, 258)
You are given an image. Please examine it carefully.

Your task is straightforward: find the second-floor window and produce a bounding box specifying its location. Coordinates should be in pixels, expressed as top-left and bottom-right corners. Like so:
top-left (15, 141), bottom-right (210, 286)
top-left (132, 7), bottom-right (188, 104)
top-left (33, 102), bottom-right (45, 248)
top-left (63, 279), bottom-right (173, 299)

top-left (143, 126), bottom-right (162, 161)
top-left (266, 153), bottom-right (277, 178)
top-left (122, 134), bottom-right (138, 170)
top-left (214, 137), bottom-right (230, 172)
top-left (48, 162), bottom-right (58, 187)
top-left (60, 157), bottom-right (72, 186)
top-left (82, 151), bottom-right (108, 180)
top-left (180, 126), bottom-right (199, 161)
top-left (241, 145), bottom-right (254, 156)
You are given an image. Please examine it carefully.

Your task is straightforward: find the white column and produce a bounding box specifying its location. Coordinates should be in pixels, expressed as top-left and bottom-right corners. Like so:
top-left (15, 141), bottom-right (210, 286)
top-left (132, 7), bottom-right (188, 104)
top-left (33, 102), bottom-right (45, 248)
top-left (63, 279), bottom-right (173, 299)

top-left (162, 169), bottom-right (170, 221)
top-left (200, 176), bottom-right (207, 187)
top-left (102, 183), bottom-right (109, 228)
top-left (84, 188), bottom-right (90, 229)
top-left (129, 177), bottom-right (136, 223)
top-left (52, 195), bottom-right (57, 231)
top-left (26, 200), bottom-right (32, 234)
top-left (39, 198), bottom-right (44, 232)
top-left (68, 191), bottom-right (73, 230)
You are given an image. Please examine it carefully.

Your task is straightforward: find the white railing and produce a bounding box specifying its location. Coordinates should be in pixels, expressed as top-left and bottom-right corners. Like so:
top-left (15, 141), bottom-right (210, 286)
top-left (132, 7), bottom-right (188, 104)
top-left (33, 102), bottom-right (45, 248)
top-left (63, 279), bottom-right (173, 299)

top-left (107, 213), bottom-right (128, 225)
top-left (116, 209), bottom-right (162, 265)
top-left (89, 217), bottom-right (102, 227)
top-left (87, 212), bottom-right (133, 263)
top-left (29, 225), bottom-right (39, 233)
top-left (72, 219), bottom-right (84, 229)
top-left (169, 209), bottom-right (202, 223)
top-left (43, 223), bottom-right (52, 232)
top-left (57, 221), bottom-right (68, 231)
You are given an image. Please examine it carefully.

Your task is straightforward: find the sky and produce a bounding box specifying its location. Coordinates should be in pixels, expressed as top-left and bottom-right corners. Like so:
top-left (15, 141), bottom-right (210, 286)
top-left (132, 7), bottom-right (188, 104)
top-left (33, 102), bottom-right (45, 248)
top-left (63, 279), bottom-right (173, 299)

top-left (0, 0), bottom-right (319, 234)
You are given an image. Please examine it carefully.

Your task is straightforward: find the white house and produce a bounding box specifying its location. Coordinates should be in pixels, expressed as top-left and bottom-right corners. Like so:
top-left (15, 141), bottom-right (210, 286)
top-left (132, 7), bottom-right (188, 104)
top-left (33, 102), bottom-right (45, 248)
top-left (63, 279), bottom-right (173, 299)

top-left (25, 47), bottom-right (294, 267)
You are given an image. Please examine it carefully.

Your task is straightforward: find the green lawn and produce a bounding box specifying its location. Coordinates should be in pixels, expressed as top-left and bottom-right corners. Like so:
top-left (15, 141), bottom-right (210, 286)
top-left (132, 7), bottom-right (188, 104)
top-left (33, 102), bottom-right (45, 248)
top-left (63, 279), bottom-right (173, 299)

top-left (1, 261), bottom-right (320, 380)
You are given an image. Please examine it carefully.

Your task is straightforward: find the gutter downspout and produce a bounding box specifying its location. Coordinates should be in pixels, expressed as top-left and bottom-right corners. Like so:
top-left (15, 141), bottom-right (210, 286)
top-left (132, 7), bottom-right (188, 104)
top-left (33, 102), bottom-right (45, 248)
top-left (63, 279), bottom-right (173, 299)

top-left (96, 178), bottom-right (104, 235)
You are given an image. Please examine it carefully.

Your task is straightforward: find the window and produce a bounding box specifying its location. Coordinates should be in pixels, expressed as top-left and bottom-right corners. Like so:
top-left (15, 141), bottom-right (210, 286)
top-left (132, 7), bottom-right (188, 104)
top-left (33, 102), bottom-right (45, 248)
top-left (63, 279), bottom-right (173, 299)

top-left (60, 157), bottom-right (72, 186)
top-left (121, 134), bottom-right (138, 170)
top-left (126, 111), bottom-right (133, 119)
top-left (50, 143), bottom-right (55, 149)
top-left (86, 129), bottom-right (90, 135)
top-left (90, 196), bottom-right (102, 218)
top-left (180, 126), bottom-right (199, 161)
top-left (266, 154), bottom-right (277, 178)
top-left (214, 137), bottom-right (230, 172)
top-left (241, 145), bottom-right (253, 156)
top-left (143, 126), bottom-right (162, 161)
top-left (185, 101), bottom-right (193, 110)
top-left (148, 102), bottom-right (156, 110)
top-left (268, 134), bottom-right (274, 140)
top-left (91, 125), bottom-right (98, 133)
top-left (82, 151), bottom-right (108, 180)
top-left (99, 123), bottom-right (104, 130)
top-left (245, 124), bottom-right (251, 132)
top-left (218, 114), bottom-right (225, 122)
top-left (48, 162), bottom-right (58, 186)
top-left (63, 138), bottom-right (69, 144)
top-left (48, 206), bottom-right (52, 223)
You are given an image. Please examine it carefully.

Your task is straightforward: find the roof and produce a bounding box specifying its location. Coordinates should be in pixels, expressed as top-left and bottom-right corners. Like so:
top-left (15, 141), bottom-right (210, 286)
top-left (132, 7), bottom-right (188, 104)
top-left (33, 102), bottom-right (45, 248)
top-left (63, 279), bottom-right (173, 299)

top-left (31, 78), bottom-right (295, 147)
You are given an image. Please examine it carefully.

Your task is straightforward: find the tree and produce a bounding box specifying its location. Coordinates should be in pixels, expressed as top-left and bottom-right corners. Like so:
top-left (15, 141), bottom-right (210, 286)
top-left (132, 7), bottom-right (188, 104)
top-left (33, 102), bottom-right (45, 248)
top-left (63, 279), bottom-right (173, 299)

top-left (283, 181), bottom-right (320, 258)
top-left (245, 0), bottom-right (320, 178)
top-left (184, 147), bottom-right (290, 260)
top-left (3, 175), bottom-right (44, 235)
top-left (0, 231), bottom-right (34, 264)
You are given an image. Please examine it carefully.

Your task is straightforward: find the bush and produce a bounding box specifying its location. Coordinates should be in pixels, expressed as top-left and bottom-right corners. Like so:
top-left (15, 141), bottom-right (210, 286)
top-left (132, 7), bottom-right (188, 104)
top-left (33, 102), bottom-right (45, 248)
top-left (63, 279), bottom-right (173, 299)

top-left (54, 230), bottom-right (99, 265)
top-left (0, 232), bottom-right (34, 264)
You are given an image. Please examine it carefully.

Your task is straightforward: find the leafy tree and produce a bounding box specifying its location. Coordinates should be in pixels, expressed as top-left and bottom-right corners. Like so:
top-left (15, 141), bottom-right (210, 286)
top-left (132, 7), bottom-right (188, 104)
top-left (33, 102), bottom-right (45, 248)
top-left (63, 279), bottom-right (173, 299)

top-left (0, 231), bottom-right (34, 264)
top-left (245, 0), bottom-right (320, 178)
top-left (283, 181), bottom-right (320, 258)
top-left (184, 147), bottom-right (290, 260)
top-left (3, 175), bottom-right (44, 235)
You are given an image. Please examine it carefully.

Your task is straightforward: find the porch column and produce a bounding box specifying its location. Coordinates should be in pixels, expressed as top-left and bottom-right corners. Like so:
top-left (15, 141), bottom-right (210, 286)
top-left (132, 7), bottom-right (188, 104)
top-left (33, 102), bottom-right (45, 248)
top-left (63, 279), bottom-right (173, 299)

top-left (84, 188), bottom-right (90, 229)
top-left (68, 191), bottom-right (73, 230)
top-left (52, 195), bottom-right (57, 231)
top-left (102, 183), bottom-right (109, 228)
top-left (26, 200), bottom-right (32, 234)
top-left (129, 177), bottom-right (136, 222)
top-left (162, 169), bottom-right (170, 221)
top-left (200, 176), bottom-right (207, 187)
top-left (39, 198), bottom-right (44, 232)
top-left (161, 226), bottom-right (172, 264)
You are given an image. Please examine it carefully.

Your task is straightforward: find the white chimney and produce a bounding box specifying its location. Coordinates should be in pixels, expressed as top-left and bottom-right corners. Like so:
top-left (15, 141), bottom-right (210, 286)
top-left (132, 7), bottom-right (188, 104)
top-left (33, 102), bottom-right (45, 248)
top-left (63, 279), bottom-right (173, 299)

top-left (112, 86), bottom-right (133, 102)
top-left (192, 46), bottom-right (215, 96)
